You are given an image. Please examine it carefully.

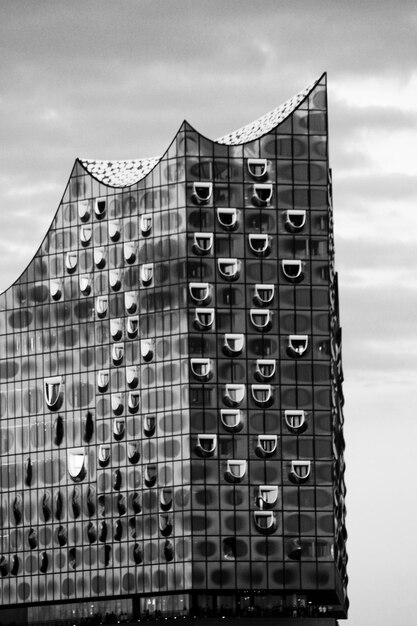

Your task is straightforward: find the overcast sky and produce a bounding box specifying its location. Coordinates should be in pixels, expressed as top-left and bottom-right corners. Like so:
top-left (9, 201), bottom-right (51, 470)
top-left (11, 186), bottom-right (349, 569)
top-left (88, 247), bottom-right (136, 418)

top-left (1, 1), bottom-right (417, 624)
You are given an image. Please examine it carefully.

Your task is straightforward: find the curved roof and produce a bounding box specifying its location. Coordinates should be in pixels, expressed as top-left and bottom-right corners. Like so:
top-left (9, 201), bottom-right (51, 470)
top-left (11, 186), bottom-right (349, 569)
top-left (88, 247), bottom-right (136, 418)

top-left (80, 78), bottom-right (318, 188)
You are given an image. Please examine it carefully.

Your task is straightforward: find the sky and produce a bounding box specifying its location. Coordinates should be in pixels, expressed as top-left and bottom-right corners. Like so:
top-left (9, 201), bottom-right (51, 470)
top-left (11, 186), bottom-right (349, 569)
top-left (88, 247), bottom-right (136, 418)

top-left (1, 0), bottom-right (417, 623)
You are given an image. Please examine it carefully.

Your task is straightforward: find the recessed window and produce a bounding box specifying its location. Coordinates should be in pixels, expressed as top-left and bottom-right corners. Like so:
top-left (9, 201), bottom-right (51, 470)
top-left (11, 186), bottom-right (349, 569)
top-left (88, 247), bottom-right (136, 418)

top-left (80, 225), bottom-right (92, 246)
top-left (225, 460), bottom-right (247, 483)
top-left (97, 370), bottom-right (109, 392)
top-left (126, 315), bottom-right (139, 339)
top-left (67, 448), bottom-right (87, 482)
top-left (281, 259), bottom-right (304, 282)
top-left (193, 182), bottom-right (213, 204)
top-left (284, 410), bottom-right (307, 433)
top-left (78, 200), bottom-right (90, 222)
top-left (220, 409), bottom-right (243, 432)
top-left (223, 384), bottom-right (245, 407)
top-left (111, 394), bottom-right (123, 415)
top-left (192, 232), bottom-right (213, 255)
top-left (98, 445), bottom-right (111, 467)
top-left (65, 252), bottom-right (77, 273)
top-left (223, 333), bottom-right (244, 356)
top-left (252, 183), bottom-right (273, 206)
top-left (257, 485), bottom-right (278, 509)
top-left (189, 282), bottom-right (212, 305)
top-left (124, 242), bottom-right (136, 264)
top-left (164, 539), bottom-right (174, 562)
top-left (145, 464), bottom-right (157, 487)
top-left (110, 270), bottom-right (121, 291)
top-left (112, 343), bottom-right (124, 365)
top-left (110, 318), bottom-right (123, 341)
top-left (143, 415), bottom-right (156, 437)
top-left (113, 419), bottom-right (125, 441)
top-left (256, 435), bottom-right (278, 457)
top-left (160, 489), bottom-right (173, 511)
top-left (128, 442), bottom-right (140, 464)
top-left (159, 514), bottom-right (173, 537)
top-left (109, 220), bottom-right (120, 242)
top-left (253, 284), bottom-right (275, 306)
top-left (218, 258), bottom-right (241, 281)
top-left (94, 247), bottom-right (106, 268)
top-left (79, 274), bottom-right (91, 296)
top-left (251, 384), bottom-right (273, 406)
top-left (223, 537), bottom-right (237, 560)
top-left (255, 359), bottom-right (276, 381)
top-left (250, 308), bottom-right (272, 331)
top-left (253, 511), bottom-right (276, 534)
top-left (285, 210), bottom-right (306, 232)
top-left (140, 214), bottom-right (152, 236)
top-left (50, 279), bottom-right (62, 301)
top-left (287, 335), bottom-right (309, 357)
top-left (190, 358), bottom-right (213, 381)
top-left (128, 391), bottom-right (140, 414)
top-left (289, 460), bottom-right (311, 483)
top-left (141, 263), bottom-right (154, 286)
top-left (141, 339), bottom-right (154, 362)
top-left (217, 208), bottom-right (238, 230)
top-left (44, 376), bottom-right (63, 410)
top-left (96, 296), bottom-right (108, 318)
top-left (195, 434), bottom-right (217, 457)
top-left (126, 366), bottom-right (138, 388)
top-left (124, 291), bottom-right (137, 314)
top-left (94, 197), bottom-right (106, 219)
top-left (248, 233), bottom-right (271, 256)
top-left (194, 308), bottom-right (215, 331)
top-left (286, 538), bottom-right (302, 560)
top-left (247, 158), bottom-right (268, 179)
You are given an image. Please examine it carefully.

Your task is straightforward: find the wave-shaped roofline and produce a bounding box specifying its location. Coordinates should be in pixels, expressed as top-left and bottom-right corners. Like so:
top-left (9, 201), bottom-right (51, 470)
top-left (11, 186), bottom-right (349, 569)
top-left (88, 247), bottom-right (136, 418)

top-left (80, 74), bottom-right (325, 189)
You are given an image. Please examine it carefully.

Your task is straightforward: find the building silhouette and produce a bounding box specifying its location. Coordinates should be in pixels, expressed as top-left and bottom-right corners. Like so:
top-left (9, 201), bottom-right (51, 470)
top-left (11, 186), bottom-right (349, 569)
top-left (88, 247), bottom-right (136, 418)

top-left (0, 73), bottom-right (347, 625)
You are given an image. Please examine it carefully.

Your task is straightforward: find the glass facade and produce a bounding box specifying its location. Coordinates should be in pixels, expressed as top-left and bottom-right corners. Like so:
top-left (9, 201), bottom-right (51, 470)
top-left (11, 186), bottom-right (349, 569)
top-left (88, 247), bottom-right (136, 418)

top-left (0, 73), bottom-right (347, 623)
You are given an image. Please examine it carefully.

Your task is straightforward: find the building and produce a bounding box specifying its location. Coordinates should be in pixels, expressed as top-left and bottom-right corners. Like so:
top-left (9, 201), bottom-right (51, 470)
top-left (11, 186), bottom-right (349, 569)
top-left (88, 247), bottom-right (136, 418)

top-left (0, 73), bottom-right (347, 625)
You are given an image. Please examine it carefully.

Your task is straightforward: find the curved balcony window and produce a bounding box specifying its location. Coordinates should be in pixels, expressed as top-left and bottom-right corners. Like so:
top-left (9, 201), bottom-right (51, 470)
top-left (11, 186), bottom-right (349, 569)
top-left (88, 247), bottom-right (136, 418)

top-left (98, 521), bottom-right (108, 542)
top-left (284, 410), bottom-right (307, 433)
top-left (98, 445), bottom-right (111, 467)
top-left (257, 485), bottom-right (278, 509)
top-left (253, 511), bottom-right (276, 534)
top-left (140, 214), bottom-right (152, 236)
top-left (141, 339), bottom-right (154, 362)
top-left (96, 296), bottom-right (108, 318)
top-left (65, 251), bottom-right (77, 273)
top-left (223, 384), bottom-right (245, 407)
top-left (248, 234), bottom-right (271, 256)
top-left (255, 359), bottom-right (276, 381)
top-left (141, 263), bottom-right (154, 286)
top-left (223, 537), bottom-right (236, 560)
top-left (28, 529), bottom-right (38, 550)
top-left (56, 523), bottom-right (66, 544)
top-left (128, 391), bottom-right (140, 414)
top-left (111, 394), bottom-right (123, 415)
top-left (287, 538), bottom-right (302, 560)
top-left (192, 232), bottom-right (213, 256)
top-left (110, 270), bottom-right (121, 291)
top-left (220, 409), bottom-right (243, 432)
top-left (133, 543), bottom-right (143, 564)
top-left (281, 259), bottom-right (304, 282)
top-left (160, 489), bottom-right (173, 511)
top-left (94, 247), bottom-right (106, 268)
top-left (0, 557), bottom-right (9, 577)
top-left (190, 358), bottom-right (213, 381)
top-left (79, 274), bottom-right (91, 295)
top-left (126, 315), bottom-right (139, 339)
top-left (252, 183), bottom-right (273, 206)
top-left (110, 318), bottom-right (123, 341)
top-left (124, 242), bottom-right (136, 264)
top-left (250, 308), bottom-right (272, 331)
top-left (10, 555), bottom-right (19, 576)
top-left (126, 366), bottom-right (138, 389)
top-left (55, 415), bottom-right (64, 445)
top-left (164, 539), bottom-right (174, 562)
top-left (125, 291), bottom-right (137, 314)
top-left (225, 460), bottom-right (247, 483)
top-left (251, 384), bottom-right (273, 407)
top-left (143, 415), bottom-right (156, 437)
top-left (217, 207), bottom-right (238, 231)
top-left (189, 282), bottom-right (212, 305)
top-left (94, 197), bottom-right (106, 219)
top-left (13, 494), bottom-right (23, 525)
top-left (86, 486), bottom-right (95, 516)
top-left (195, 434), bottom-right (217, 457)
top-left (67, 448), bottom-right (87, 482)
top-left (193, 181), bottom-right (212, 204)
top-left (223, 333), bottom-right (244, 356)
top-left (50, 279), bottom-right (62, 301)
top-left (218, 258), bottom-right (241, 281)
top-left (114, 519), bottom-right (123, 541)
top-left (44, 376), bottom-right (63, 410)
top-left (159, 514), bottom-right (173, 537)
top-left (247, 158), bottom-right (268, 179)
top-left (113, 419), bottom-right (125, 441)
top-left (97, 370), bottom-right (109, 393)
top-left (287, 335), bottom-right (309, 357)
top-left (25, 458), bottom-right (33, 486)
top-left (78, 200), bottom-right (90, 222)
top-left (109, 220), bottom-right (120, 242)
top-left (285, 209), bottom-right (306, 232)
top-left (41, 492), bottom-right (51, 523)
top-left (126, 445), bottom-right (139, 468)
top-left (145, 464), bottom-right (157, 487)
top-left (256, 435), bottom-right (278, 457)
top-left (112, 343), bottom-right (124, 365)
top-left (194, 308), bottom-right (215, 331)
top-left (289, 460), bottom-right (311, 483)
top-left (87, 522), bottom-right (97, 544)
top-left (80, 225), bottom-right (92, 246)
top-left (72, 486), bottom-right (81, 518)
top-left (253, 284), bottom-right (274, 306)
